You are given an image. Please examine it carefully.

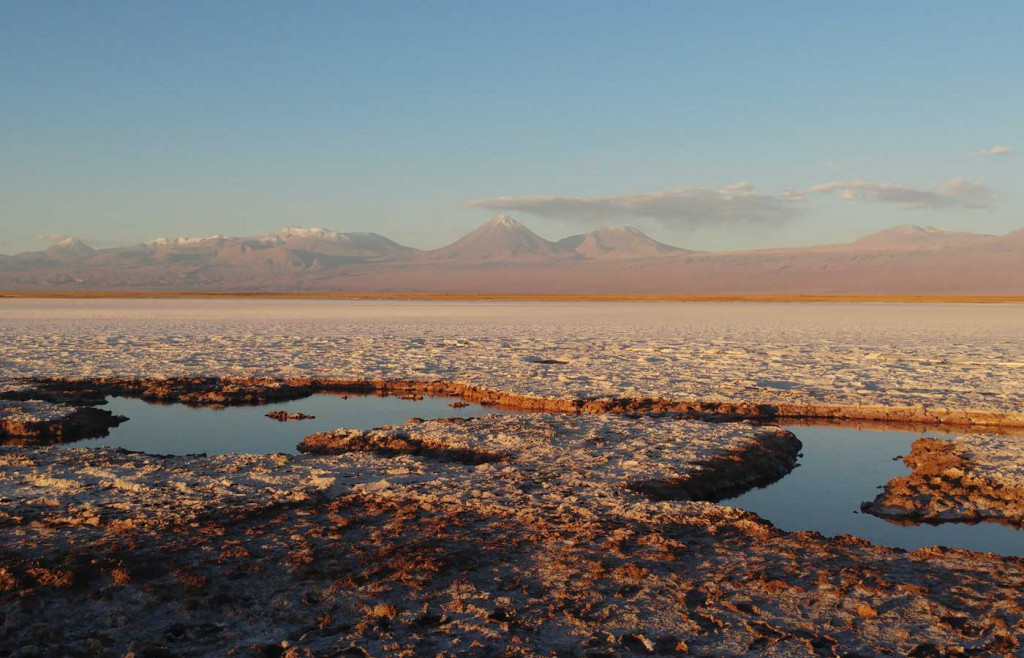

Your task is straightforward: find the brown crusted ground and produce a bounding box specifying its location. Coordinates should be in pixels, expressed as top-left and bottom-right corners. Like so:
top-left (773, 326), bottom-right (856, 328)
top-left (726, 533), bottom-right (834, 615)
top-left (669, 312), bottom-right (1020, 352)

top-left (7, 495), bottom-right (1024, 657)
top-left (299, 425), bottom-right (509, 465)
top-left (8, 375), bottom-right (1024, 430)
top-left (297, 418), bottom-right (801, 500)
top-left (3, 442), bottom-right (1024, 657)
top-left (865, 437), bottom-right (1024, 527)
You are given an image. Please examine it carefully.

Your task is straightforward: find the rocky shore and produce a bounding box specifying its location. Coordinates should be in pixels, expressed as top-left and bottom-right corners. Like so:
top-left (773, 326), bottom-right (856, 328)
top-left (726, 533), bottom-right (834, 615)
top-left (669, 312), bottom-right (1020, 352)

top-left (0, 399), bottom-right (126, 445)
top-left (5, 376), bottom-right (1024, 440)
top-left (864, 434), bottom-right (1024, 527)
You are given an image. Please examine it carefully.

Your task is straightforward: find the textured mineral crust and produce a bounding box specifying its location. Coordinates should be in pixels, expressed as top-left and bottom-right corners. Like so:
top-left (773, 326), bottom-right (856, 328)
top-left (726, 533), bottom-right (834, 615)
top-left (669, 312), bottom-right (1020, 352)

top-left (266, 410), bottom-right (317, 422)
top-left (0, 399), bottom-right (126, 444)
top-left (865, 434), bottom-right (1024, 527)
top-left (297, 415), bottom-right (801, 500)
top-left (2, 416), bottom-right (1023, 657)
top-left (1, 300), bottom-right (1023, 428)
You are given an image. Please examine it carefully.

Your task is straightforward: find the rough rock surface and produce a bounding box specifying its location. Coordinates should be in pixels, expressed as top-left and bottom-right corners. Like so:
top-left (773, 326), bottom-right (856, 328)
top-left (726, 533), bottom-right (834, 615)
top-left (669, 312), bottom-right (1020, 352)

top-left (3, 417), bottom-right (1024, 656)
top-left (865, 434), bottom-right (1024, 527)
top-left (266, 410), bottom-right (316, 422)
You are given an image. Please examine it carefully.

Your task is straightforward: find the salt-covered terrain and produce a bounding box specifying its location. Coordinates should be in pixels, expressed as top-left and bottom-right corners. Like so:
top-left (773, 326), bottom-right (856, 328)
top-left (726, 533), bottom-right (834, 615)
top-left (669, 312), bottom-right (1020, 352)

top-left (3, 299), bottom-right (1024, 655)
top-left (2, 300), bottom-right (1023, 425)
top-left (0, 398), bottom-right (126, 444)
top-left (3, 416), bottom-right (1023, 656)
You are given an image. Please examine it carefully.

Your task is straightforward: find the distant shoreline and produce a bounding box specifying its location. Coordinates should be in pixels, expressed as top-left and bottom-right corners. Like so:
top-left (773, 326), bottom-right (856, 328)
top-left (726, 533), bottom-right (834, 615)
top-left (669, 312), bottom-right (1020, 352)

top-left (2, 291), bottom-right (1024, 303)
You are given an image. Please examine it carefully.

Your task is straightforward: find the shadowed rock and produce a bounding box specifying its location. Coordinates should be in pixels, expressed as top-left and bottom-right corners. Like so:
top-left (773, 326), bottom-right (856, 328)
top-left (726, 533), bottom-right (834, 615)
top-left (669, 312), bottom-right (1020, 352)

top-left (0, 400), bottom-right (126, 444)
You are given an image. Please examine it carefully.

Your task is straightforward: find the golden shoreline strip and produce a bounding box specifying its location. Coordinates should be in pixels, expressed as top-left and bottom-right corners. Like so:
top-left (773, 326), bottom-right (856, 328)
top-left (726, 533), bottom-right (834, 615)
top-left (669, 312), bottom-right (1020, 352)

top-left (2, 291), bottom-right (1024, 303)
top-left (20, 376), bottom-right (1024, 430)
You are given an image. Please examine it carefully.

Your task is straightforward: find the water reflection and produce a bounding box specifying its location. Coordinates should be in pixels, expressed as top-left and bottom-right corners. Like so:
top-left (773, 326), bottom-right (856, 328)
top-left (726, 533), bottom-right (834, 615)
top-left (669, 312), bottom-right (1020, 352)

top-left (725, 425), bottom-right (1024, 556)
top-left (63, 394), bottom-right (514, 455)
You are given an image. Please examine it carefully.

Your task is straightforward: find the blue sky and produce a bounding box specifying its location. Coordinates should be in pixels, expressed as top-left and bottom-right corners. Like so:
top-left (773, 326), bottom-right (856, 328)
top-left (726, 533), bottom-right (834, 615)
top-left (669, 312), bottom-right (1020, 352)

top-left (2, 1), bottom-right (1021, 253)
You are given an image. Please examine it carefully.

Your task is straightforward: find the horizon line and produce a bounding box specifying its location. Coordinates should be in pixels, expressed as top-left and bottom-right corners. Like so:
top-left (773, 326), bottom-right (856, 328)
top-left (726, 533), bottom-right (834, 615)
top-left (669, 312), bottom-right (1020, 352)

top-left (3, 291), bottom-right (1024, 304)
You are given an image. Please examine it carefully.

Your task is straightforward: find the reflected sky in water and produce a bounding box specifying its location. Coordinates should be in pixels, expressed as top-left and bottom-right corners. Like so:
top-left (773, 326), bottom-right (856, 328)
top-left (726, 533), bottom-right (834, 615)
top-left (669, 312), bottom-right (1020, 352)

top-left (65, 394), bottom-right (513, 456)
top-left (726, 425), bottom-right (1024, 556)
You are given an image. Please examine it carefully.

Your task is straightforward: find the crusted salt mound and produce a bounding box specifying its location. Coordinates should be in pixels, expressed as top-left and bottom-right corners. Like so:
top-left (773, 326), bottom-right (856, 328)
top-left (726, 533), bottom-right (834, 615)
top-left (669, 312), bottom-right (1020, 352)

top-left (0, 415), bottom-right (796, 538)
top-left (865, 434), bottom-right (1024, 526)
top-left (0, 399), bottom-right (75, 425)
top-left (0, 399), bottom-right (126, 442)
top-left (265, 410), bottom-right (315, 421)
top-left (299, 414), bottom-right (800, 499)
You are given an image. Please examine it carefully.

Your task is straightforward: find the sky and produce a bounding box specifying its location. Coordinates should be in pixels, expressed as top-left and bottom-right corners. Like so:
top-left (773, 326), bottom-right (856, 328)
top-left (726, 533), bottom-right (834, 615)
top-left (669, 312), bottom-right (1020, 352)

top-left (1, 1), bottom-right (1022, 254)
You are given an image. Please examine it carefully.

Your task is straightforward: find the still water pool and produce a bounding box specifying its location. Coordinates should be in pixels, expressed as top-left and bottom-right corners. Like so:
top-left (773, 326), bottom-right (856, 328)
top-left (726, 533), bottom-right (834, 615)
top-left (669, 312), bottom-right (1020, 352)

top-left (728, 424), bottom-right (1024, 556)
top-left (65, 394), bottom-right (514, 455)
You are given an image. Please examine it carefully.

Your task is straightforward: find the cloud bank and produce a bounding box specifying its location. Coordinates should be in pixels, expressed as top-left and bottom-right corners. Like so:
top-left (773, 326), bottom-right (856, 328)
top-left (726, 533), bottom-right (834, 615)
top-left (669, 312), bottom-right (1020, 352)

top-left (800, 178), bottom-right (996, 210)
top-left (973, 146), bottom-right (1012, 156)
top-left (466, 177), bottom-right (997, 226)
top-left (465, 183), bottom-right (801, 227)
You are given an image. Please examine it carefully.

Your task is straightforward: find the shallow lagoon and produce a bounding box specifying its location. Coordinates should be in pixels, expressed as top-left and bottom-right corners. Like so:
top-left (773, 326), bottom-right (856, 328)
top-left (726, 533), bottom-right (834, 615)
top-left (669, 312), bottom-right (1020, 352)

top-left (61, 394), bottom-right (1024, 556)
top-left (67, 394), bottom-right (514, 455)
top-left (726, 424), bottom-right (1024, 556)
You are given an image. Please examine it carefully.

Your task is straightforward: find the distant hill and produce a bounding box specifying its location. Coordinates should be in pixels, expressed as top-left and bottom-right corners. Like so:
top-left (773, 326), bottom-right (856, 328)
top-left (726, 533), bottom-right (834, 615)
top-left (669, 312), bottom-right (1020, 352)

top-left (557, 226), bottom-right (688, 259)
top-left (851, 225), bottom-right (993, 249)
top-left (1, 217), bottom-right (1022, 294)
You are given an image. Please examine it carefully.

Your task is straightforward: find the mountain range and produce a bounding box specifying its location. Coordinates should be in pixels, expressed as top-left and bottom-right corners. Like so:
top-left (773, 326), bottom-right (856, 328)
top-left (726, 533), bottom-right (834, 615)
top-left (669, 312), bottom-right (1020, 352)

top-left (2, 216), bottom-right (1022, 294)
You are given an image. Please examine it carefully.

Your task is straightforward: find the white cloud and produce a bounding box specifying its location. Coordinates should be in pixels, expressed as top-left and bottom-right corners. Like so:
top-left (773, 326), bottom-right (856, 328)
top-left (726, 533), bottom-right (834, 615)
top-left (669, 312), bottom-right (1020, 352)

top-left (464, 183), bottom-right (801, 226)
top-left (799, 178), bottom-right (996, 210)
top-left (973, 146), bottom-right (1012, 156)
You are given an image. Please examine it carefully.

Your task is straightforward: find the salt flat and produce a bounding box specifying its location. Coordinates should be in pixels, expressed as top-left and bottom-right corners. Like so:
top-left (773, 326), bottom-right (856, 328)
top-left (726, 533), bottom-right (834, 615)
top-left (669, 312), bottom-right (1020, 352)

top-left (2, 299), bottom-right (1022, 418)
top-left (5, 300), bottom-right (1024, 655)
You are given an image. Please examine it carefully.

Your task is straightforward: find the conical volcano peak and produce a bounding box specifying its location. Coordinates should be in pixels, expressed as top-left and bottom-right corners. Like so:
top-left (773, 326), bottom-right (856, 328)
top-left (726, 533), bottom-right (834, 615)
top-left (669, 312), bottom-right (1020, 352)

top-left (489, 214), bottom-right (525, 229)
top-left (52, 236), bottom-right (92, 249)
top-left (47, 237), bottom-right (94, 255)
top-left (430, 215), bottom-right (556, 260)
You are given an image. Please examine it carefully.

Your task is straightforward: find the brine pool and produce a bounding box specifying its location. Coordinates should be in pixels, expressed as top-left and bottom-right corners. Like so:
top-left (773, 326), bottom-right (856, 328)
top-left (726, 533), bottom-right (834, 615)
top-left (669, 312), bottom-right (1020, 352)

top-left (66, 393), bottom-right (515, 455)
top-left (54, 395), bottom-right (1024, 556)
